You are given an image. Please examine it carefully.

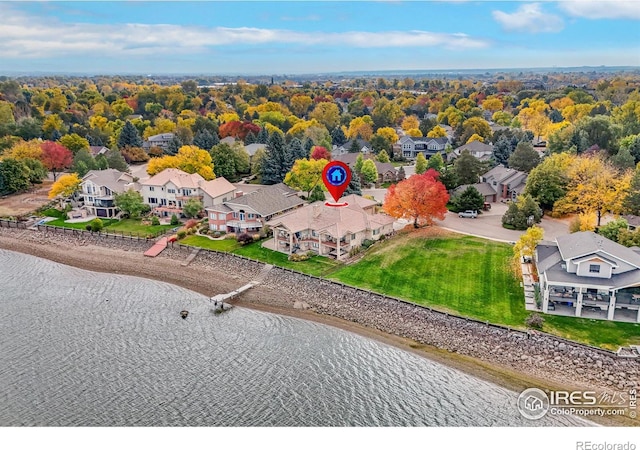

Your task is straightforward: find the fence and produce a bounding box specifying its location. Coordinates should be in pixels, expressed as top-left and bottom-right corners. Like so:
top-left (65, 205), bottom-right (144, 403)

top-left (0, 219), bottom-right (27, 229)
top-left (173, 242), bottom-right (622, 358)
top-left (37, 224), bottom-right (161, 242)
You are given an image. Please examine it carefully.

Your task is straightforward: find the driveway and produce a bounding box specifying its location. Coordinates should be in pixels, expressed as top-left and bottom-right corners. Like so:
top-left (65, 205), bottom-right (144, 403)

top-left (435, 202), bottom-right (569, 243)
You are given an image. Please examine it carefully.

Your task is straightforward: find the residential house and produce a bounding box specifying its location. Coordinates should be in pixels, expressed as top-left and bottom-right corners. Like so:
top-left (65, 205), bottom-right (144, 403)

top-left (267, 194), bottom-right (395, 260)
top-left (206, 183), bottom-right (305, 233)
top-left (623, 215), bottom-right (640, 232)
top-left (89, 146), bottom-right (109, 158)
top-left (332, 153), bottom-right (399, 185)
top-left (143, 133), bottom-right (175, 151)
top-left (452, 183), bottom-right (498, 203)
top-left (536, 231), bottom-right (640, 322)
top-left (80, 169), bottom-right (136, 218)
top-left (448, 141), bottom-right (494, 163)
top-left (332, 138), bottom-right (371, 156)
top-left (244, 143), bottom-right (267, 160)
top-left (480, 165), bottom-right (527, 201)
top-left (398, 136), bottom-right (448, 159)
top-left (141, 169), bottom-right (204, 217)
top-left (199, 177), bottom-right (237, 208)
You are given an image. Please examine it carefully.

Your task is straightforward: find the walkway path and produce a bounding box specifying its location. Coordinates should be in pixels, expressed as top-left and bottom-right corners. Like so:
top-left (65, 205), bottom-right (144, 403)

top-left (181, 247), bottom-right (200, 266)
top-left (143, 237), bottom-right (167, 257)
top-left (210, 264), bottom-right (273, 303)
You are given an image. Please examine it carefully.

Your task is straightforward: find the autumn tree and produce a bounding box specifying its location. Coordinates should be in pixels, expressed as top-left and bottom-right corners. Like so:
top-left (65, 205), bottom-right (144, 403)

top-left (414, 152), bottom-right (427, 174)
top-left (554, 156), bottom-right (632, 226)
top-left (48, 173), bottom-right (81, 199)
top-left (310, 146), bottom-right (331, 161)
top-left (377, 149), bottom-right (390, 163)
top-left (147, 145), bottom-right (215, 180)
top-left (284, 158), bottom-right (328, 197)
top-left (41, 141), bottom-right (73, 181)
top-left (383, 170), bottom-right (449, 228)
top-left (290, 94), bottom-right (313, 117)
top-left (309, 102), bottom-right (341, 130)
top-left (59, 133), bottom-right (90, 154)
top-left (513, 225), bottom-right (544, 263)
top-left (427, 125), bottom-right (447, 138)
top-left (524, 152), bottom-right (574, 210)
top-left (4, 139), bottom-right (42, 161)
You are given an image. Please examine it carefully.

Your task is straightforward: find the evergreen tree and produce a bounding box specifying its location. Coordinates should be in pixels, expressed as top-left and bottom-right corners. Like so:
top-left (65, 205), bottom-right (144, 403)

top-left (288, 137), bottom-right (307, 161)
top-left (193, 129), bottom-right (216, 151)
top-left (165, 135), bottom-right (182, 156)
top-left (95, 154), bottom-right (109, 170)
top-left (303, 137), bottom-right (314, 157)
top-left (0, 158), bottom-right (31, 195)
top-left (361, 159), bottom-right (378, 186)
top-left (493, 134), bottom-right (513, 166)
top-left (348, 139), bottom-right (360, 153)
top-left (331, 127), bottom-right (347, 146)
top-left (87, 134), bottom-right (103, 146)
top-left (106, 149), bottom-right (128, 172)
top-left (72, 149), bottom-right (98, 177)
top-left (629, 135), bottom-right (640, 165)
top-left (623, 165), bottom-right (640, 215)
top-left (397, 165), bottom-right (406, 181)
top-left (261, 132), bottom-right (292, 185)
top-left (453, 150), bottom-right (482, 185)
top-left (611, 147), bottom-right (635, 171)
top-left (257, 127), bottom-right (269, 144)
top-left (118, 120), bottom-right (143, 149)
top-left (50, 129), bottom-right (62, 142)
top-left (426, 152), bottom-right (444, 173)
top-left (354, 154), bottom-right (364, 175)
top-left (452, 186), bottom-right (484, 212)
top-left (209, 143), bottom-right (238, 180)
top-left (377, 149), bottom-right (390, 163)
top-left (244, 131), bottom-right (257, 145)
top-left (508, 141), bottom-right (540, 173)
top-left (343, 168), bottom-right (362, 196)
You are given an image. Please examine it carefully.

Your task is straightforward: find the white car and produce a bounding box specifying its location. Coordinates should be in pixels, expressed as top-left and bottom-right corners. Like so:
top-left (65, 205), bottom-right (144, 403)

top-left (458, 210), bottom-right (478, 218)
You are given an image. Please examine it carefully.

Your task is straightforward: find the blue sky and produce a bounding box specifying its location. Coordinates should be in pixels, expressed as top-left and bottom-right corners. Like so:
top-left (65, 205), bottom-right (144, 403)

top-left (1, 1), bottom-right (639, 75)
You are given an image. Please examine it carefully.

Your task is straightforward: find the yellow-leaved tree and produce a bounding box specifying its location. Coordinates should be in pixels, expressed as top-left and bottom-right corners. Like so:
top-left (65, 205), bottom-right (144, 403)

top-left (553, 156), bottom-right (632, 226)
top-left (284, 158), bottom-right (329, 197)
top-left (427, 125), bottom-right (447, 138)
top-left (3, 140), bottom-right (43, 161)
top-left (48, 173), bottom-right (81, 199)
top-left (147, 146), bottom-right (215, 180)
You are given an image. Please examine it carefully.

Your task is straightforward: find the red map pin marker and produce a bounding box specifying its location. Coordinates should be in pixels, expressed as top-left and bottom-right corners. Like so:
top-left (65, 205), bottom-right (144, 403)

top-left (322, 161), bottom-right (351, 206)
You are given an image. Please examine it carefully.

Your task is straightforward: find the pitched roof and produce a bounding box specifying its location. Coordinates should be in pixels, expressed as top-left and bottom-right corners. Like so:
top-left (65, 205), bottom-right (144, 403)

top-left (556, 231), bottom-right (640, 268)
top-left (198, 177), bottom-right (236, 199)
top-left (453, 183), bottom-right (497, 197)
top-left (147, 133), bottom-right (175, 141)
top-left (81, 169), bottom-right (134, 193)
top-left (455, 140), bottom-right (493, 153)
top-left (267, 199), bottom-right (394, 237)
top-left (244, 143), bottom-right (267, 156)
top-left (142, 168), bottom-right (205, 189)
top-left (333, 153), bottom-right (397, 175)
top-left (482, 164), bottom-right (527, 185)
top-left (88, 146), bottom-right (109, 157)
top-left (225, 184), bottom-right (305, 216)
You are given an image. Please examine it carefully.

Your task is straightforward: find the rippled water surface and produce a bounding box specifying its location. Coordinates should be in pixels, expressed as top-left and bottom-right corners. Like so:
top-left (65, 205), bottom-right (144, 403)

top-left (0, 250), bottom-right (587, 426)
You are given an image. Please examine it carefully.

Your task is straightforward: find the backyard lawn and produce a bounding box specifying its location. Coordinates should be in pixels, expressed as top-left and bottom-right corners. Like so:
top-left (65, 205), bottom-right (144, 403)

top-left (328, 230), bottom-right (640, 349)
top-left (43, 217), bottom-right (172, 236)
top-left (180, 235), bottom-right (341, 277)
top-left (44, 218), bottom-right (119, 229)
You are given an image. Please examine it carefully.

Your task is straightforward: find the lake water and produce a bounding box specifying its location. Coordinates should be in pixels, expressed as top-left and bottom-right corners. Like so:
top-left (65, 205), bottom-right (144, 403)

top-left (0, 249), bottom-right (587, 426)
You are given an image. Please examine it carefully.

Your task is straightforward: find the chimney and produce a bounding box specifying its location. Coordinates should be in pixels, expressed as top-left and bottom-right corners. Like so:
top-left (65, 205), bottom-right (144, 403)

top-left (235, 190), bottom-right (244, 198)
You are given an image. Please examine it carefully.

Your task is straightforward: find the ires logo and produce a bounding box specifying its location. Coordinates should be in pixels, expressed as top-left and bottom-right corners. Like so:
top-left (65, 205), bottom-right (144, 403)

top-left (517, 388), bottom-right (631, 420)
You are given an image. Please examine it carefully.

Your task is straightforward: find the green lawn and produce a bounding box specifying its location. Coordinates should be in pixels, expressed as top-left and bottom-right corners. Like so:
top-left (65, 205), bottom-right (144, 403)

top-left (180, 235), bottom-right (341, 277)
top-left (44, 218), bottom-right (171, 236)
top-left (180, 235), bottom-right (241, 252)
top-left (328, 232), bottom-right (640, 349)
top-left (104, 219), bottom-right (174, 235)
top-left (45, 218), bottom-right (119, 229)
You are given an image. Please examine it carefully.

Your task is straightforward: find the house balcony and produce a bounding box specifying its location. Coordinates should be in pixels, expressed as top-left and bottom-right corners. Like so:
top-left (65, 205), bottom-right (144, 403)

top-left (176, 194), bottom-right (203, 201)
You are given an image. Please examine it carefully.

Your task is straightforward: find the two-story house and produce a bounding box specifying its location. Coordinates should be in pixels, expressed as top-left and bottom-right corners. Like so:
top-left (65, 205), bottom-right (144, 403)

top-left (267, 195), bottom-right (395, 260)
top-left (448, 141), bottom-right (494, 163)
top-left (536, 232), bottom-right (640, 322)
top-left (332, 139), bottom-right (371, 156)
top-left (80, 169), bottom-right (136, 218)
top-left (199, 177), bottom-right (237, 208)
top-left (332, 154), bottom-right (399, 185)
top-left (141, 169), bottom-right (205, 217)
top-left (398, 136), bottom-right (449, 159)
top-left (480, 165), bottom-right (527, 201)
top-left (143, 133), bottom-right (175, 151)
top-left (206, 183), bottom-right (305, 233)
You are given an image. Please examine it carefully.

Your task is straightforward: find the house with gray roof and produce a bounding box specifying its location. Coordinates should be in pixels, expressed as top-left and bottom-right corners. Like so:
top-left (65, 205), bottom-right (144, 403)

top-left (536, 231), bottom-right (640, 322)
top-left (452, 183), bottom-right (498, 203)
top-left (448, 141), bottom-right (494, 163)
top-left (80, 169), bottom-right (136, 218)
top-left (333, 153), bottom-right (399, 185)
top-left (143, 133), bottom-right (175, 151)
top-left (481, 164), bottom-right (527, 201)
top-left (332, 138), bottom-right (371, 156)
top-left (206, 183), bottom-right (304, 233)
top-left (398, 136), bottom-right (449, 159)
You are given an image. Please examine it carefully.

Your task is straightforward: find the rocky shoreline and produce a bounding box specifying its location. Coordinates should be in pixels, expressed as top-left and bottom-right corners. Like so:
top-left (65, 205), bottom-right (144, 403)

top-left (1, 226), bottom-right (638, 414)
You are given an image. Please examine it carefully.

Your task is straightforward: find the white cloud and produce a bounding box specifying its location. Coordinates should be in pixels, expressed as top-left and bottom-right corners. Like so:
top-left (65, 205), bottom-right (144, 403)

top-left (493, 3), bottom-right (564, 33)
top-left (558, 0), bottom-right (640, 20)
top-left (0, 7), bottom-right (489, 59)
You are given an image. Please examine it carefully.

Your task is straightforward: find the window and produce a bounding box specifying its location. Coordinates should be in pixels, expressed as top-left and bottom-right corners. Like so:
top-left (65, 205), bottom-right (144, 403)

top-left (232, 212), bottom-right (238, 218)
top-left (589, 264), bottom-right (600, 273)
top-left (218, 213), bottom-right (225, 220)
top-left (168, 189), bottom-right (176, 194)
top-left (373, 228), bottom-right (379, 235)
top-left (149, 187), bottom-right (155, 191)
top-left (211, 224), bottom-right (217, 231)
top-left (148, 198), bottom-right (157, 204)
top-left (351, 234), bottom-right (356, 239)
top-left (312, 243), bottom-right (319, 248)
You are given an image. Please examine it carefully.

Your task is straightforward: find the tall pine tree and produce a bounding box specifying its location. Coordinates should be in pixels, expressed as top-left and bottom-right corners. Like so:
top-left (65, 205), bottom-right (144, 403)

top-left (343, 168), bottom-right (362, 196)
top-left (165, 135), bottom-right (182, 155)
top-left (492, 134), bottom-right (513, 166)
top-left (118, 120), bottom-right (143, 149)
top-left (244, 131), bottom-right (257, 145)
top-left (288, 137), bottom-right (307, 161)
top-left (331, 127), bottom-right (347, 146)
top-left (193, 129), bottom-right (216, 150)
top-left (257, 127), bottom-right (269, 144)
top-left (261, 132), bottom-right (293, 185)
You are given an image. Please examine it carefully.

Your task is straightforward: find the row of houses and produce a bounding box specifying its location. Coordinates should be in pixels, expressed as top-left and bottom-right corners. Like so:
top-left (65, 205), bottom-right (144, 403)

top-left (78, 167), bottom-right (394, 260)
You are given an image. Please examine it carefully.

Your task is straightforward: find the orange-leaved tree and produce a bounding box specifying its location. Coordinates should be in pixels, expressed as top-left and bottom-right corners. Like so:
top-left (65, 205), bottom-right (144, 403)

top-left (383, 169), bottom-right (449, 228)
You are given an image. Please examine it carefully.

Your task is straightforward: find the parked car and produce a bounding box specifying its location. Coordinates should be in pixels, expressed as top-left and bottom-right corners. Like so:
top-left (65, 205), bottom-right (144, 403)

top-left (459, 210), bottom-right (478, 218)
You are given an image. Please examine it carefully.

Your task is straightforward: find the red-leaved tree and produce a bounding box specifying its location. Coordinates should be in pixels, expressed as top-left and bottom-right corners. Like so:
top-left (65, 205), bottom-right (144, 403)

top-left (219, 121), bottom-right (261, 141)
top-left (41, 141), bottom-right (73, 181)
top-left (383, 169), bottom-right (449, 228)
top-left (310, 146), bottom-right (331, 161)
